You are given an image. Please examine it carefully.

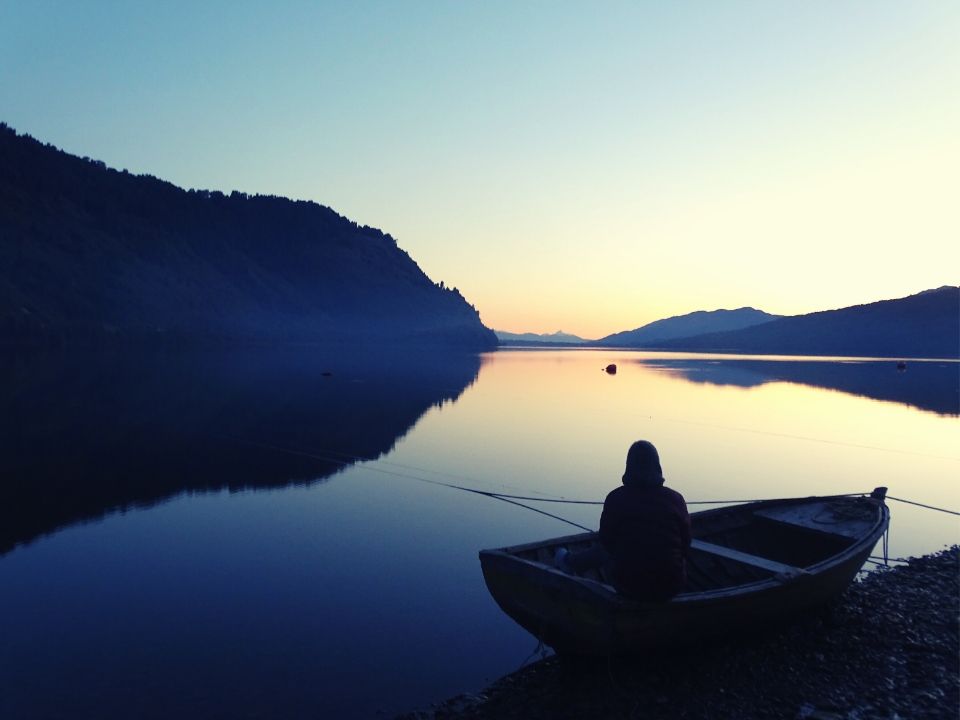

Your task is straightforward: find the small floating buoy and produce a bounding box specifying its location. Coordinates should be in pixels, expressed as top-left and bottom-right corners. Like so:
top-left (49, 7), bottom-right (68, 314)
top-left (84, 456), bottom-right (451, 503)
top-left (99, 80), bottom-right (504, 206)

top-left (604, 364), bottom-right (617, 375)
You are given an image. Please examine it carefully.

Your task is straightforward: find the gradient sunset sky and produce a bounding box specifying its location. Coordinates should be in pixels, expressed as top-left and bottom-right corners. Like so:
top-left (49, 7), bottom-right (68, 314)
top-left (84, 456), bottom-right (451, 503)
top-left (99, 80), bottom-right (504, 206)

top-left (2, 2), bottom-right (957, 338)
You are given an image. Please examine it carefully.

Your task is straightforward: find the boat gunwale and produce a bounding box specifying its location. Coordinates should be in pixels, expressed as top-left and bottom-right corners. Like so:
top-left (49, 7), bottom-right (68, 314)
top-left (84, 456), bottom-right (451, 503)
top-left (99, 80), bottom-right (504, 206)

top-left (479, 491), bottom-right (889, 606)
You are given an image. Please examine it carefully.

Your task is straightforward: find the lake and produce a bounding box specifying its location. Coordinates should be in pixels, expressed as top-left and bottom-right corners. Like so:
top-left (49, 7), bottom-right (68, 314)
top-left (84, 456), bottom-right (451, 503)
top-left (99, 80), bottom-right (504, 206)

top-left (1, 347), bottom-right (957, 719)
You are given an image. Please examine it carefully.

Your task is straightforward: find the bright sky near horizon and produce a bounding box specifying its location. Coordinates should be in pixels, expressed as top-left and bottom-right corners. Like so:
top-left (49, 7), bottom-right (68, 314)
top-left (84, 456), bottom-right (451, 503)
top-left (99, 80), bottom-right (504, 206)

top-left (2, 2), bottom-right (957, 339)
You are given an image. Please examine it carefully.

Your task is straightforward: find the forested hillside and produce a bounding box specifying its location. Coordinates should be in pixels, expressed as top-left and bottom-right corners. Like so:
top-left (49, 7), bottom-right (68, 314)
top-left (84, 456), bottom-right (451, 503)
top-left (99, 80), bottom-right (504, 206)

top-left (0, 124), bottom-right (496, 348)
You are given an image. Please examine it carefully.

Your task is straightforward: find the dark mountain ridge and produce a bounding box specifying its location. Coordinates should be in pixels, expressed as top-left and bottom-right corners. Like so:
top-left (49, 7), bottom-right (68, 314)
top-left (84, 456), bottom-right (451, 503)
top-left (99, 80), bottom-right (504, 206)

top-left (658, 287), bottom-right (959, 359)
top-left (0, 123), bottom-right (496, 348)
top-left (495, 330), bottom-right (589, 344)
top-left (600, 307), bottom-right (781, 347)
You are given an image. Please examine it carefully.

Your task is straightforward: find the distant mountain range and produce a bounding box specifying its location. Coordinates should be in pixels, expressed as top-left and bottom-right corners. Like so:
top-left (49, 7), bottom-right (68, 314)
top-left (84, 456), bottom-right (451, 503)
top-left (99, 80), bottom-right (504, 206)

top-left (654, 287), bottom-right (959, 359)
top-left (502, 287), bottom-right (959, 359)
top-left (599, 307), bottom-right (780, 347)
top-left (0, 123), bottom-right (496, 349)
top-left (495, 330), bottom-right (589, 345)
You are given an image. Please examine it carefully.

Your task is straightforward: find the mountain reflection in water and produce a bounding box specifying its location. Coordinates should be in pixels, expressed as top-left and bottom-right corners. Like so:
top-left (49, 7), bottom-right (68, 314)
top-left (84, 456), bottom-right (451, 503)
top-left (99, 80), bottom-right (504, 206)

top-left (0, 347), bottom-right (481, 555)
top-left (636, 357), bottom-right (959, 417)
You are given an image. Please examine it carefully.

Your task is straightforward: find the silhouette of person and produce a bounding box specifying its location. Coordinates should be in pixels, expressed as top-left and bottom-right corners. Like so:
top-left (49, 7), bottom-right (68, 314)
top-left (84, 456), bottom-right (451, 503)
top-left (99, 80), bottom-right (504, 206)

top-left (556, 440), bottom-right (691, 601)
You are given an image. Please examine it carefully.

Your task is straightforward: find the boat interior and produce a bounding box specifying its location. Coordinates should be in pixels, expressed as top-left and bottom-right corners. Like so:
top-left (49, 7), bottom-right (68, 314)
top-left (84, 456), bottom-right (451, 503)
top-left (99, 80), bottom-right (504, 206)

top-left (510, 496), bottom-right (880, 594)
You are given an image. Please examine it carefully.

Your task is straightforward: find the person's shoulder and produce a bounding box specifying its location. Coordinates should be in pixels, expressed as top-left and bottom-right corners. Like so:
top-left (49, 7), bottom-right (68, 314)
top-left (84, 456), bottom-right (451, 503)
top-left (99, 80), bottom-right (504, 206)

top-left (605, 485), bottom-right (627, 502)
top-left (661, 485), bottom-right (688, 506)
top-left (603, 485), bottom-right (627, 505)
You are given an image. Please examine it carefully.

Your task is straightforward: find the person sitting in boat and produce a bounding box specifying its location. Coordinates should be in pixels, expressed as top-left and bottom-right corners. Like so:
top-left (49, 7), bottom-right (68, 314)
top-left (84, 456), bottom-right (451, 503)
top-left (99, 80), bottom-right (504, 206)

top-left (556, 440), bottom-right (691, 601)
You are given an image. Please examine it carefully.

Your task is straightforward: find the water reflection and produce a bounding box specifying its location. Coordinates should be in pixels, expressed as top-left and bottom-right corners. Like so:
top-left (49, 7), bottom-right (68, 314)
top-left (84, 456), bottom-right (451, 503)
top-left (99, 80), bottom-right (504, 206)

top-left (636, 357), bottom-right (960, 416)
top-left (0, 348), bottom-right (956, 719)
top-left (0, 347), bottom-right (481, 555)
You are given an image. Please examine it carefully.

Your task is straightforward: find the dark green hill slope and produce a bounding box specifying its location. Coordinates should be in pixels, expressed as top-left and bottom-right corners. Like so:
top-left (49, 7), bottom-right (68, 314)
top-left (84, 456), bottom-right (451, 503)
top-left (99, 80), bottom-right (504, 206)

top-left (0, 123), bottom-right (496, 348)
top-left (659, 287), bottom-right (959, 358)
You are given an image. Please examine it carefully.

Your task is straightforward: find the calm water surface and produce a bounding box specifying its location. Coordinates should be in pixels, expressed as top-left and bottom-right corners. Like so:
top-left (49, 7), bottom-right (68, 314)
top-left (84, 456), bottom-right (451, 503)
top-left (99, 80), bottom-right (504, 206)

top-left (1, 348), bottom-right (957, 719)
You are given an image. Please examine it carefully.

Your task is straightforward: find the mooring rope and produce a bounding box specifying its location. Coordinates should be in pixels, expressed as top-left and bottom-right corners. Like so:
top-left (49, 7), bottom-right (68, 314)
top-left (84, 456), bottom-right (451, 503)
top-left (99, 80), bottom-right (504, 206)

top-left (219, 435), bottom-right (960, 526)
top-left (885, 495), bottom-right (960, 516)
top-left (478, 494), bottom-right (594, 533)
top-left (218, 434), bottom-right (597, 531)
top-left (217, 434), bottom-right (571, 499)
top-left (516, 621), bottom-right (550, 671)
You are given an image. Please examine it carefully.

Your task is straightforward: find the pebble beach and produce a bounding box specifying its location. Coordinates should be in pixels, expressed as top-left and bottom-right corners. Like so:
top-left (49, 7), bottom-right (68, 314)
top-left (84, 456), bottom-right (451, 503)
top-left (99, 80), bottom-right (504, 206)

top-left (401, 547), bottom-right (959, 720)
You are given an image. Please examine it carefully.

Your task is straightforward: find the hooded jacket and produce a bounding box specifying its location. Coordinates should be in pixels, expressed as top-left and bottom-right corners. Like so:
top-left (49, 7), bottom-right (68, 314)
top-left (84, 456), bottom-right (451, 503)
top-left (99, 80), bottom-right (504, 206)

top-left (598, 441), bottom-right (691, 601)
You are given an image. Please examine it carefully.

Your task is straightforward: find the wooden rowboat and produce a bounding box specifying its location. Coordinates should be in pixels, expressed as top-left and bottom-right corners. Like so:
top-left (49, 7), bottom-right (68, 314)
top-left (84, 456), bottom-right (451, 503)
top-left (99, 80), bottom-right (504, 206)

top-left (479, 488), bottom-right (889, 655)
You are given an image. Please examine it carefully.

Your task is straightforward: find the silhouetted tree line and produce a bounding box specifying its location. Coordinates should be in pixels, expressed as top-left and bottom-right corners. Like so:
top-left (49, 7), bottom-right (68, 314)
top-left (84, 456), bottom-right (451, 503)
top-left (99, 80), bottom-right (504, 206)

top-left (0, 122), bottom-right (496, 348)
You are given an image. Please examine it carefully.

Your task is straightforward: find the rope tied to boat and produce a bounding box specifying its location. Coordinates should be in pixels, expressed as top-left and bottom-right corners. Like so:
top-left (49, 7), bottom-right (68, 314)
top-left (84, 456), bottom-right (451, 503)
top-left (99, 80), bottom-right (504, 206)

top-left (516, 619), bottom-right (550, 671)
top-left (884, 495), bottom-right (960, 517)
top-left (218, 435), bottom-right (960, 528)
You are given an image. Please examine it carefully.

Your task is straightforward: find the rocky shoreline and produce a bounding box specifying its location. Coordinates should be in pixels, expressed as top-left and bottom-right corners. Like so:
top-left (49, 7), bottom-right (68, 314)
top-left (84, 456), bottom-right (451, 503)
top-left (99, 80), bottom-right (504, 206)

top-left (401, 547), bottom-right (958, 720)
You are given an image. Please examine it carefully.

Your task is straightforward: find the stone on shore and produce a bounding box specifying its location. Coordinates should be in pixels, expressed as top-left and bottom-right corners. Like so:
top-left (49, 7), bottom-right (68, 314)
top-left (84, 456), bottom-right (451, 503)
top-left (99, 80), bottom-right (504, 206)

top-left (400, 547), bottom-right (959, 720)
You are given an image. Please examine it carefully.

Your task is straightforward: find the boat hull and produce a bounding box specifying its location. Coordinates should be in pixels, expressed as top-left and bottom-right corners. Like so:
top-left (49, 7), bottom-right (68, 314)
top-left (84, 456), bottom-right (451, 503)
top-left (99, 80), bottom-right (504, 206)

top-left (480, 492), bottom-right (888, 655)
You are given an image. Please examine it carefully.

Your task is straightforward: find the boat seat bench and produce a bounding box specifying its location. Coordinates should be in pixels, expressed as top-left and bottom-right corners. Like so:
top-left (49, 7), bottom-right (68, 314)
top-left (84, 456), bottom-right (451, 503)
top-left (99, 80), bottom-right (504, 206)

top-left (691, 539), bottom-right (804, 576)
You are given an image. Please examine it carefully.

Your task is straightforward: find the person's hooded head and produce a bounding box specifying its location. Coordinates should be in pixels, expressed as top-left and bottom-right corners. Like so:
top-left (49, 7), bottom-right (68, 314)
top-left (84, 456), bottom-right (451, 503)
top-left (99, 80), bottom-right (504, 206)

top-left (621, 440), bottom-right (664, 488)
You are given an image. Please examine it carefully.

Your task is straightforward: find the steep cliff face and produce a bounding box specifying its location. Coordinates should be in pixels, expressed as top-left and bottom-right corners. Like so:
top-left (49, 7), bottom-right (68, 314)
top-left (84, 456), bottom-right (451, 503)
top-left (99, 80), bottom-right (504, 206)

top-left (0, 124), bottom-right (497, 349)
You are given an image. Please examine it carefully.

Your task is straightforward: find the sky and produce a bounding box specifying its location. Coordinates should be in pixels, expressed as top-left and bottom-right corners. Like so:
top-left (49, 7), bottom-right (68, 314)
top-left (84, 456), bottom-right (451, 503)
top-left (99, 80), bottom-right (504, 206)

top-left (2, 1), bottom-right (957, 339)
